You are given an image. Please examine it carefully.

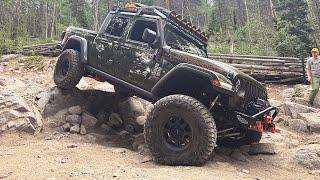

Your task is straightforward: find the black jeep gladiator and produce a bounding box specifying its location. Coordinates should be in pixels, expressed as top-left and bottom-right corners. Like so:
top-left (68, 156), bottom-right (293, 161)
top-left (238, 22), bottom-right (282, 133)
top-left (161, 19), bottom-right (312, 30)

top-left (55, 3), bottom-right (278, 165)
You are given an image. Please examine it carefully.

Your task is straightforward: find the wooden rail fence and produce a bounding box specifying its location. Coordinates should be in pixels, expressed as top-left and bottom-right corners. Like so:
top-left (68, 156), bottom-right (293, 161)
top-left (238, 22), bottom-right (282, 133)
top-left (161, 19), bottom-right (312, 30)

top-left (208, 53), bottom-right (306, 84)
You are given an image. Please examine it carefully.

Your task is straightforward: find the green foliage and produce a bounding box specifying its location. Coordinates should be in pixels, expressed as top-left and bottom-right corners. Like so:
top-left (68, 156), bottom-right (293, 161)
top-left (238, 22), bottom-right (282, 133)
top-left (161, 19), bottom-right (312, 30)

top-left (208, 21), bottom-right (277, 56)
top-left (19, 55), bottom-right (45, 69)
top-left (273, 28), bottom-right (297, 57)
top-left (23, 56), bottom-right (44, 63)
top-left (293, 85), bottom-right (303, 97)
top-left (275, 0), bottom-right (314, 57)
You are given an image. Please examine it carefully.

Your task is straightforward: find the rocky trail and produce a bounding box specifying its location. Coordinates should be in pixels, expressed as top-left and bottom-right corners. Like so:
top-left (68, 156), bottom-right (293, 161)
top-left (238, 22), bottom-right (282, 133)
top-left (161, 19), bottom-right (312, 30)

top-left (0, 54), bottom-right (320, 179)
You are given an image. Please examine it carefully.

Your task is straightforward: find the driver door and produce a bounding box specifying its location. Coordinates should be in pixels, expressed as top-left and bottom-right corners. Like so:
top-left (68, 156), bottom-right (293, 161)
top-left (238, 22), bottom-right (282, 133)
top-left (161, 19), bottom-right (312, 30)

top-left (114, 18), bottom-right (162, 90)
top-left (90, 15), bottom-right (130, 76)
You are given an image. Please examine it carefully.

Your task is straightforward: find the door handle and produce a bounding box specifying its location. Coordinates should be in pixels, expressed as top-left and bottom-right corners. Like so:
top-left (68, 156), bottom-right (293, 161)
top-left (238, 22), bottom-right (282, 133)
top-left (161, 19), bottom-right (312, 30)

top-left (122, 46), bottom-right (130, 51)
top-left (106, 59), bottom-right (113, 65)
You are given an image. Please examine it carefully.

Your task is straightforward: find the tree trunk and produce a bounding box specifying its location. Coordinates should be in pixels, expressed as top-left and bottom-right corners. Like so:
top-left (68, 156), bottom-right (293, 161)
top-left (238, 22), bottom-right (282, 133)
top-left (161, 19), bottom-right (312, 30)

top-left (45, 1), bottom-right (48, 39)
top-left (244, 0), bottom-right (250, 24)
top-left (51, 3), bottom-right (56, 39)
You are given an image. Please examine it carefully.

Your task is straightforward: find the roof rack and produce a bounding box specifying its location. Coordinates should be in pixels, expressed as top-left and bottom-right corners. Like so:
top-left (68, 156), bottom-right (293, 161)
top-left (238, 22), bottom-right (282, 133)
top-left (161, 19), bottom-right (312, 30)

top-left (113, 3), bottom-right (209, 44)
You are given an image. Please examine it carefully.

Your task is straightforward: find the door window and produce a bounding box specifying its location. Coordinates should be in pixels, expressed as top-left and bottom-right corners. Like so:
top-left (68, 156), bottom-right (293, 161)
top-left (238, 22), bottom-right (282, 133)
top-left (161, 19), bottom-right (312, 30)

top-left (129, 20), bottom-right (157, 43)
top-left (105, 16), bottom-right (129, 37)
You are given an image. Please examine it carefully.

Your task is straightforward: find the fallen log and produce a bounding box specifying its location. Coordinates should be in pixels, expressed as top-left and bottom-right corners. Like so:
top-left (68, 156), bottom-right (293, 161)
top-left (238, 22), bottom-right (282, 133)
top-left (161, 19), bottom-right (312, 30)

top-left (209, 56), bottom-right (286, 64)
top-left (230, 64), bottom-right (303, 73)
top-left (208, 53), bottom-right (300, 62)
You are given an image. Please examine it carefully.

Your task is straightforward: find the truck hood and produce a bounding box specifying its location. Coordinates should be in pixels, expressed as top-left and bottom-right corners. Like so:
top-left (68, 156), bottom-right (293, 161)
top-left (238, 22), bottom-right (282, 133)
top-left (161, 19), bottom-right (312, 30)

top-left (169, 49), bottom-right (266, 90)
top-left (66, 26), bottom-right (98, 37)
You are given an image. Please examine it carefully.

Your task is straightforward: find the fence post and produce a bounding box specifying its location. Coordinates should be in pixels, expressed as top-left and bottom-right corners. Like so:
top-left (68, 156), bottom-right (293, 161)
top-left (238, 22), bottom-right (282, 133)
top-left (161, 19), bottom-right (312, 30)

top-left (301, 57), bottom-right (306, 84)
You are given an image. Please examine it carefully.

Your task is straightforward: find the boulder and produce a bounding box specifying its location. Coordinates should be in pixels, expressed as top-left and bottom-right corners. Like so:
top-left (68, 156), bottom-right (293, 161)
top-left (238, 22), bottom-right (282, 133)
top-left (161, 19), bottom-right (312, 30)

top-left (136, 116), bottom-right (147, 126)
top-left (68, 106), bottom-right (82, 115)
top-left (295, 144), bottom-right (320, 170)
top-left (230, 150), bottom-right (248, 162)
top-left (6, 118), bottom-right (36, 134)
top-left (65, 115), bottom-right (81, 124)
top-left (298, 113), bottom-right (320, 133)
top-left (268, 99), bottom-right (283, 108)
top-left (0, 89), bottom-right (42, 134)
top-left (286, 119), bottom-right (309, 133)
top-left (70, 124), bottom-right (80, 134)
top-left (40, 87), bottom-right (87, 118)
top-left (292, 97), bottom-right (309, 106)
top-left (62, 123), bottom-right (71, 132)
top-left (80, 125), bottom-right (87, 135)
top-left (81, 112), bottom-right (98, 129)
top-left (100, 123), bottom-right (112, 133)
top-left (119, 97), bottom-right (145, 117)
top-left (108, 113), bottom-right (123, 128)
top-left (0, 54), bottom-right (21, 62)
top-left (248, 143), bottom-right (276, 155)
top-left (282, 101), bottom-right (317, 119)
top-left (132, 134), bottom-right (145, 151)
top-left (118, 97), bottom-right (147, 132)
top-left (314, 92), bottom-right (320, 108)
top-left (119, 130), bottom-right (130, 140)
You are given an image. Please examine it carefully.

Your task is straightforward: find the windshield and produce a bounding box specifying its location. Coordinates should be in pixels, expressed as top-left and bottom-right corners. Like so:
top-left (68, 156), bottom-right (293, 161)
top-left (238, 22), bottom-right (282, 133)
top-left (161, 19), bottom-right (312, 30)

top-left (164, 24), bottom-right (206, 57)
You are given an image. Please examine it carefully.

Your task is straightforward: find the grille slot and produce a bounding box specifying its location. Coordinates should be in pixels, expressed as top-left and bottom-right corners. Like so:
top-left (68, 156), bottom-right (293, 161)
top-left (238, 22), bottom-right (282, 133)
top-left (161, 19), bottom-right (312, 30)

top-left (240, 78), bottom-right (267, 105)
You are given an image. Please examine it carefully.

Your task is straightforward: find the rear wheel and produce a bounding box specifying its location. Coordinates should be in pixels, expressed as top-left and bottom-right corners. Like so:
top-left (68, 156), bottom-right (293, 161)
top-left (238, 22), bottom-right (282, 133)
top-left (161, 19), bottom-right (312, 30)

top-left (54, 49), bottom-right (83, 89)
top-left (144, 95), bottom-right (217, 166)
top-left (218, 130), bottom-right (262, 148)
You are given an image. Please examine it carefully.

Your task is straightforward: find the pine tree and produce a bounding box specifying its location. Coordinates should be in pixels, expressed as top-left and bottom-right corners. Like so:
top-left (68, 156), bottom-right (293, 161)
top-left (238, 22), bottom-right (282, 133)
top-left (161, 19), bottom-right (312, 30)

top-left (275, 0), bottom-right (314, 57)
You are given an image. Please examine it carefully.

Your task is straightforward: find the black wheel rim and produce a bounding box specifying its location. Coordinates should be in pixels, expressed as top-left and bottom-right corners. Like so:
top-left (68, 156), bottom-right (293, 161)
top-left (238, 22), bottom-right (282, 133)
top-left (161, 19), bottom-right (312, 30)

top-left (163, 116), bottom-right (192, 150)
top-left (59, 57), bottom-right (70, 76)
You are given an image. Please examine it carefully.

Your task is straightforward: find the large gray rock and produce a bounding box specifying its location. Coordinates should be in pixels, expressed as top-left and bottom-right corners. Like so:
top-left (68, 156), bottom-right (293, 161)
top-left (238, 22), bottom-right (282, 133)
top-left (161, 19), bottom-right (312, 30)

top-left (282, 101), bottom-right (317, 119)
top-left (298, 113), bottom-right (320, 133)
top-left (70, 124), bottom-right (80, 134)
top-left (118, 97), bottom-right (148, 132)
top-left (313, 91), bottom-right (320, 108)
top-left (68, 106), bottom-right (82, 115)
top-left (0, 89), bottom-right (42, 134)
top-left (80, 125), bottom-right (86, 135)
top-left (62, 123), bottom-right (71, 132)
top-left (81, 112), bottom-right (98, 129)
top-left (248, 143), bottom-right (276, 155)
top-left (287, 119), bottom-right (309, 133)
top-left (39, 87), bottom-right (115, 119)
top-left (40, 87), bottom-right (86, 118)
top-left (108, 113), bottom-right (123, 128)
top-left (0, 54), bottom-right (21, 62)
top-left (295, 144), bottom-right (320, 170)
top-left (65, 114), bottom-right (81, 124)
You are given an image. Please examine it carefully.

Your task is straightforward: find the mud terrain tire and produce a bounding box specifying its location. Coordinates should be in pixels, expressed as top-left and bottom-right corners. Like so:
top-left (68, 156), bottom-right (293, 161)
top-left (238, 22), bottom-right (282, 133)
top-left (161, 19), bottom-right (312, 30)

top-left (144, 95), bottom-right (217, 166)
top-left (218, 130), bottom-right (262, 148)
top-left (54, 49), bottom-right (83, 89)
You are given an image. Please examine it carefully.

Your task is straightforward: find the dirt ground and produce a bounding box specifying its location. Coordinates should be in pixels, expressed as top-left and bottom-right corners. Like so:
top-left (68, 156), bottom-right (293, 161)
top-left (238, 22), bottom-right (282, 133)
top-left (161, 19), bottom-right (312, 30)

top-left (0, 132), bottom-right (316, 180)
top-left (0, 55), bottom-right (319, 180)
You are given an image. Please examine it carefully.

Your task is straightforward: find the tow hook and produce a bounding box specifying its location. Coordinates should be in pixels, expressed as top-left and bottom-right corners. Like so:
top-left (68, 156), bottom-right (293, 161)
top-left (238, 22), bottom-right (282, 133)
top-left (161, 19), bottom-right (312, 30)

top-left (257, 115), bottom-right (276, 133)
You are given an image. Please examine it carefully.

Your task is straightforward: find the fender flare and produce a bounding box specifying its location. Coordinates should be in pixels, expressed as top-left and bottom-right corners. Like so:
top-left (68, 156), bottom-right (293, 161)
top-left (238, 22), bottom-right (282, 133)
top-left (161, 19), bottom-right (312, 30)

top-left (63, 35), bottom-right (88, 63)
top-left (151, 63), bottom-right (235, 97)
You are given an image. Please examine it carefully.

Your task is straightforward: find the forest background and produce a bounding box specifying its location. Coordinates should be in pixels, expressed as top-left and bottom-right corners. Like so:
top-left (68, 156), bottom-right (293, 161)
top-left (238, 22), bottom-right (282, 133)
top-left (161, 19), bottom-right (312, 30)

top-left (0, 0), bottom-right (320, 57)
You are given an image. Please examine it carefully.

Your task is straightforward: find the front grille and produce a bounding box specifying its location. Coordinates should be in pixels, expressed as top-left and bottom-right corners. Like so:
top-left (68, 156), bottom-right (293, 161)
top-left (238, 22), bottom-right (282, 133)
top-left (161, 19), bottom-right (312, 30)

top-left (240, 78), bottom-right (267, 104)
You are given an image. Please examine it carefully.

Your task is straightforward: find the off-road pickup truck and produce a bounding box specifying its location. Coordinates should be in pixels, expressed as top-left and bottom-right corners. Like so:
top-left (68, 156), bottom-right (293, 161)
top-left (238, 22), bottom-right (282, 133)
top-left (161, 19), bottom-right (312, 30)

top-left (55, 3), bottom-right (278, 165)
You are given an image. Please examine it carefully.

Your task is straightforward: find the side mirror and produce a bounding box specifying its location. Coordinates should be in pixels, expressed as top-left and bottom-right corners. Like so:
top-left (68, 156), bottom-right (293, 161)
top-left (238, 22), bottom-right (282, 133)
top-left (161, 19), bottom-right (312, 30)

top-left (142, 29), bottom-right (160, 49)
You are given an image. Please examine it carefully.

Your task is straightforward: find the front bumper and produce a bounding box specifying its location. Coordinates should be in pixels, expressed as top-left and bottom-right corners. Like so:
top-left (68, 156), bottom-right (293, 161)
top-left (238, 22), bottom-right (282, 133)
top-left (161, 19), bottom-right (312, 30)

top-left (235, 106), bottom-right (278, 133)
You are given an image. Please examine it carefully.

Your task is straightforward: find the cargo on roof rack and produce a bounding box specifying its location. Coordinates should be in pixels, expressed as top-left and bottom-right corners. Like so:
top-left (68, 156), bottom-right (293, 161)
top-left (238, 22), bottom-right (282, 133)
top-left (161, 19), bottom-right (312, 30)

top-left (111, 3), bottom-right (209, 44)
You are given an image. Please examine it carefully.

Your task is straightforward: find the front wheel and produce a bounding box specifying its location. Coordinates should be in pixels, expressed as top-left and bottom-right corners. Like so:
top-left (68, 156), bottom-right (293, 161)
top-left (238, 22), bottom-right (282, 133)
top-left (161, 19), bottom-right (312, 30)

top-left (54, 49), bottom-right (83, 89)
top-left (144, 95), bottom-right (217, 166)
